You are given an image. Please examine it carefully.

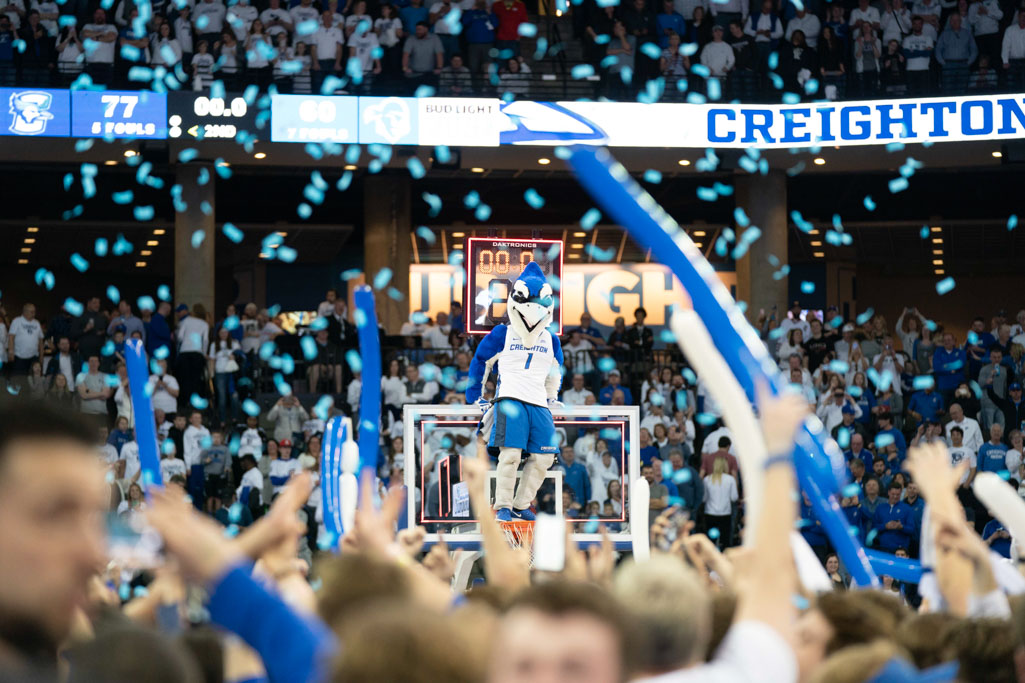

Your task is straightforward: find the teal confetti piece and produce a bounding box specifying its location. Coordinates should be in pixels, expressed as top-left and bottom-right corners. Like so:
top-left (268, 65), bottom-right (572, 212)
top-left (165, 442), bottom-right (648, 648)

top-left (106, 285), bottom-right (120, 303)
top-left (800, 281), bottom-right (815, 294)
top-left (696, 186), bottom-right (717, 202)
top-left (178, 148), bottom-right (199, 163)
top-left (580, 208), bottom-right (601, 229)
top-left (856, 308), bottom-right (875, 325)
top-left (1008, 214), bottom-right (1019, 231)
top-left (597, 357), bottom-right (616, 373)
top-left (415, 226), bottom-right (436, 244)
top-left (935, 277), bottom-right (955, 295)
top-left (137, 295), bottom-right (155, 311)
top-left (337, 171), bottom-right (354, 191)
top-left (74, 139), bottom-right (94, 152)
top-left (341, 269), bottom-right (361, 281)
top-left (407, 157), bottom-right (426, 179)
top-left (524, 188), bottom-right (545, 209)
top-left (640, 42), bottom-right (661, 59)
top-left (863, 195), bottom-right (876, 211)
top-left (919, 226), bottom-right (930, 239)
top-left (374, 268), bottom-right (393, 288)
top-left (63, 297), bottom-right (83, 316)
top-left (643, 169), bottom-right (662, 184)
top-left (300, 335), bottom-right (318, 361)
top-left (734, 207), bottom-right (750, 227)
top-left (70, 253), bottom-right (89, 272)
top-left (278, 246), bottom-right (297, 262)
top-left (112, 190), bottom-right (134, 204)
top-left (888, 177), bottom-right (909, 193)
top-left (571, 63), bottom-right (594, 79)
top-left (345, 349), bottom-right (363, 373)
top-left (190, 394), bottom-right (209, 410)
top-left (134, 205), bottom-right (154, 221)
top-left (222, 223), bottom-right (243, 243)
top-left (475, 204), bottom-right (491, 221)
top-left (836, 428), bottom-right (850, 448)
top-left (584, 244), bottom-right (615, 262)
top-left (191, 230), bottom-right (205, 248)
top-left (912, 375), bottom-right (935, 390)
top-left (157, 285), bottom-right (171, 301)
top-left (297, 203), bottom-right (313, 219)
top-left (463, 190), bottom-right (480, 209)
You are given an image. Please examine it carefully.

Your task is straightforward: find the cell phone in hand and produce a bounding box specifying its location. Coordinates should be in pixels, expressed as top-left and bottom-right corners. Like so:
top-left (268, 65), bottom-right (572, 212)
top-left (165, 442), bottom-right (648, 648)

top-left (532, 513), bottom-right (566, 573)
top-left (656, 507), bottom-right (690, 554)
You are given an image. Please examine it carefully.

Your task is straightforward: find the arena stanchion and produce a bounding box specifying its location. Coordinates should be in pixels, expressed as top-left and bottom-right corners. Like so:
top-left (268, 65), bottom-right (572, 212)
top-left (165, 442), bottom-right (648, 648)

top-left (124, 338), bottom-right (162, 491)
top-left (353, 285), bottom-right (382, 479)
top-left (567, 145), bottom-right (882, 587)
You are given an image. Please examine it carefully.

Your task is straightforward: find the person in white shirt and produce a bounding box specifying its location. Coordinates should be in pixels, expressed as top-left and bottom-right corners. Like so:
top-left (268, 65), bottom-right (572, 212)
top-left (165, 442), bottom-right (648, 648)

top-left (701, 423), bottom-right (735, 455)
top-left (641, 402), bottom-right (672, 436)
top-left (121, 440), bottom-right (141, 485)
top-left (945, 402), bottom-right (984, 453)
top-left (227, 0), bottom-right (257, 40)
top-left (267, 395), bottom-right (309, 443)
top-left (260, 0), bottom-right (292, 39)
top-left (148, 358), bottom-right (180, 417)
top-left (779, 301), bottom-right (811, 340)
top-left (969, 0), bottom-right (1002, 62)
top-left (236, 453), bottom-right (265, 505)
top-left (311, 8), bottom-right (343, 90)
top-left (160, 447), bottom-right (187, 484)
top-left (911, 0), bottom-right (941, 35)
top-left (192, 0), bottom-right (225, 43)
top-left (238, 415), bottom-right (266, 459)
top-left (208, 326), bottom-right (242, 426)
top-left (183, 410), bottom-right (211, 468)
top-left (174, 6), bottom-right (195, 57)
top-left (400, 310), bottom-right (429, 337)
top-left (345, 0), bottom-right (371, 37)
top-left (785, 7), bottom-right (819, 47)
top-left (562, 373), bottom-right (595, 406)
top-left (404, 364), bottom-right (439, 403)
top-left (423, 312), bottom-right (451, 349)
top-left (150, 21), bottom-right (183, 67)
top-left (563, 329), bottom-right (595, 374)
top-left (701, 24), bottom-right (736, 76)
top-left (268, 439), bottom-right (303, 495)
top-left (1002, 8), bottom-right (1025, 87)
top-left (317, 288), bottom-right (339, 318)
top-left (257, 309), bottom-right (284, 347)
top-left (849, 0), bottom-right (881, 32)
top-left (80, 8), bottom-right (118, 83)
top-left (176, 303), bottom-right (210, 409)
top-left (947, 424), bottom-right (977, 489)
top-left (290, 0), bottom-right (319, 43)
top-left (381, 360), bottom-right (408, 419)
top-left (8, 302), bottom-right (44, 378)
top-left (881, 0), bottom-right (911, 45)
top-left (871, 336), bottom-right (905, 396)
top-left (702, 455), bottom-right (738, 547)
top-left (816, 390), bottom-right (862, 433)
top-left (348, 25), bottom-right (382, 85)
top-left (347, 373), bottom-right (362, 412)
top-left (428, 0), bottom-right (458, 57)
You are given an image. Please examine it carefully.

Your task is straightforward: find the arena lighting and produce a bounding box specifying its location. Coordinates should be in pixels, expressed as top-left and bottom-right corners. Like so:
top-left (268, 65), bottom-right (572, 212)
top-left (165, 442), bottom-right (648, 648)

top-left (452, 232), bottom-right (465, 237)
top-left (254, 152), bottom-right (267, 159)
top-left (141, 250), bottom-right (152, 256)
top-left (17, 259), bottom-right (28, 264)
top-left (932, 249), bottom-right (943, 255)
top-left (693, 242), bottom-right (703, 248)
top-left (537, 157), bottom-right (551, 165)
top-left (932, 259), bottom-right (944, 265)
top-left (471, 167), bottom-right (485, 173)
top-left (813, 158), bottom-right (826, 165)
top-left (23, 238), bottom-right (34, 244)
top-left (344, 164), bottom-right (357, 170)
top-left (276, 231), bottom-right (288, 237)
top-left (104, 160), bottom-right (117, 166)
top-left (678, 159), bottom-right (690, 166)
top-left (26, 226), bottom-right (38, 232)
top-left (810, 240), bottom-right (823, 246)
top-left (935, 269), bottom-right (945, 275)
top-left (813, 251), bottom-right (825, 258)
top-left (452, 244), bottom-right (463, 249)
top-left (931, 226), bottom-right (942, 232)
top-left (20, 247), bottom-right (31, 253)
top-left (146, 240), bottom-right (159, 246)
top-left (931, 237), bottom-right (943, 243)
top-left (693, 230), bottom-right (706, 236)
top-left (808, 228), bottom-right (820, 234)
top-left (568, 253), bottom-right (580, 259)
top-left (123, 150), bottom-right (137, 157)
top-left (570, 243), bottom-right (584, 248)
top-left (258, 252), bottom-right (270, 258)
top-left (153, 229), bottom-right (166, 235)
top-left (572, 231), bottom-right (586, 237)
top-left (135, 261), bottom-right (147, 267)
top-left (993, 150), bottom-right (1003, 158)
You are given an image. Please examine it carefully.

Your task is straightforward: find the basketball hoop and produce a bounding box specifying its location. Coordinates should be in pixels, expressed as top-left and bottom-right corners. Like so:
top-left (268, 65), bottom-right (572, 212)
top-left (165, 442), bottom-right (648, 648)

top-left (499, 520), bottom-right (535, 566)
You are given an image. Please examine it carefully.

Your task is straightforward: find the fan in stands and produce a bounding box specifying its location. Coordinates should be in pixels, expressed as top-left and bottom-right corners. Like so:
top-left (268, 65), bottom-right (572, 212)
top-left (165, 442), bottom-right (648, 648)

top-left (465, 261), bottom-right (564, 523)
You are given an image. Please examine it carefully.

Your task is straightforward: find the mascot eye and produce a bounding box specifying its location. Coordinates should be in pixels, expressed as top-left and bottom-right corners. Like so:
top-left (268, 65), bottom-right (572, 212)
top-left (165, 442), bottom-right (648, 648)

top-left (511, 292), bottom-right (529, 304)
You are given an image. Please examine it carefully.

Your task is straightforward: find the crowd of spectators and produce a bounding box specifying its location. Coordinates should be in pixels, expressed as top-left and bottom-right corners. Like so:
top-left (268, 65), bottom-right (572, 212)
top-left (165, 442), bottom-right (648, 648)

top-left (4, 0), bottom-right (1025, 99)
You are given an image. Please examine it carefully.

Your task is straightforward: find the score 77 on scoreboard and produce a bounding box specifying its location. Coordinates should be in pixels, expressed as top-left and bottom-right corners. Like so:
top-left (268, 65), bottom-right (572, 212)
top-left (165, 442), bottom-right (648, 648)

top-left (465, 238), bottom-right (563, 336)
top-left (71, 91), bottom-right (167, 138)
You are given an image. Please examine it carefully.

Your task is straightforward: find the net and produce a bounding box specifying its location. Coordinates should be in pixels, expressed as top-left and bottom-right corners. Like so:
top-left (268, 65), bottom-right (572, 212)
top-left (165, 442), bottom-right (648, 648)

top-left (499, 520), bottom-right (535, 566)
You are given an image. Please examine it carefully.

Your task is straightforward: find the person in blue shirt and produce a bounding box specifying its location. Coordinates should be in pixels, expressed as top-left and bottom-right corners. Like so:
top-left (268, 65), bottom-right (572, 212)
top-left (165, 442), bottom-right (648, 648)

top-left (965, 317), bottom-right (995, 381)
top-left (902, 480), bottom-right (925, 534)
top-left (982, 518), bottom-right (1012, 558)
top-left (907, 384), bottom-right (944, 427)
top-left (932, 332), bottom-right (966, 403)
top-left (874, 413), bottom-right (907, 460)
top-left (844, 432), bottom-right (873, 472)
top-left (841, 493), bottom-right (867, 542)
top-left (559, 446), bottom-right (591, 507)
top-left (598, 368), bottom-right (634, 405)
top-left (872, 482), bottom-right (915, 553)
top-left (800, 492), bottom-right (831, 562)
top-left (651, 457), bottom-right (680, 500)
top-left (400, 0), bottom-right (429, 34)
top-left (655, 0), bottom-right (686, 47)
top-left (638, 427), bottom-right (660, 466)
top-left (871, 456), bottom-right (894, 490)
top-left (977, 422), bottom-right (1009, 473)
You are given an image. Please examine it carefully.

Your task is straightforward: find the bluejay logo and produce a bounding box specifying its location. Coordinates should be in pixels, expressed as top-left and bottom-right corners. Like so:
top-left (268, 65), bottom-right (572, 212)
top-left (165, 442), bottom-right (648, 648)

top-left (361, 96), bottom-right (412, 144)
top-left (498, 101), bottom-right (607, 145)
top-left (8, 91), bottom-right (55, 136)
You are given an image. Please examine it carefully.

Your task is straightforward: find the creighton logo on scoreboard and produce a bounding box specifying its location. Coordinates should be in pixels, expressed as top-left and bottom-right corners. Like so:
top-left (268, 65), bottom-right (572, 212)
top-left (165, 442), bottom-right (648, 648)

top-left (8, 91), bottom-right (55, 135)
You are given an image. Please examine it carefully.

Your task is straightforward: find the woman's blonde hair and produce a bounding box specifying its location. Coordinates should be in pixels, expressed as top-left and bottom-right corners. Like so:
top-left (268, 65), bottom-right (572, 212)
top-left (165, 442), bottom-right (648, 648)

top-left (711, 456), bottom-right (727, 483)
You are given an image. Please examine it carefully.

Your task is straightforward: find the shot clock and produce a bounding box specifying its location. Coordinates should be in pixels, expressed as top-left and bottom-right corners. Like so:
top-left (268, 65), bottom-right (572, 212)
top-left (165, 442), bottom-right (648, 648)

top-left (465, 237), bottom-right (563, 335)
top-left (167, 93), bottom-right (259, 140)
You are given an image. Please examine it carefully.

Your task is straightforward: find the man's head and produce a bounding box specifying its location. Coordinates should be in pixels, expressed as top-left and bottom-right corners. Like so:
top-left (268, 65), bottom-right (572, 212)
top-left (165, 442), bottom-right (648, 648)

top-left (641, 465), bottom-right (654, 484)
top-left (950, 425), bottom-right (963, 446)
top-left (607, 369), bottom-right (621, 386)
top-left (990, 422), bottom-right (1003, 443)
top-left (1010, 382), bottom-right (1022, 403)
top-left (561, 447), bottom-right (575, 465)
top-left (415, 20), bottom-right (428, 37)
top-left (579, 312), bottom-right (592, 328)
top-left (490, 581), bottom-right (630, 683)
top-left (0, 402), bottom-right (107, 656)
top-left (872, 457), bottom-right (886, 476)
top-left (949, 403), bottom-right (964, 422)
top-left (717, 436), bottom-right (731, 452)
top-left (949, 11), bottom-right (962, 28)
top-left (93, 7), bottom-right (106, 23)
top-left (989, 345), bottom-right (1003, 366)
top-left (905, 481), bottom-right (919, 501)
top-left (850, 432), bottom-right (864, 452)
top-left (633, 307), bottom-right (646, 325)
top-left (865, 477), bottom-right (880, 498)
top-left (572, 373), bottom-right (585, 391)
top-left (887, 482), bottom-right (902, 504)
top-left (850, 457), bottom-right (865, 477)
top-left (21, 303), bottom-right (36, 321)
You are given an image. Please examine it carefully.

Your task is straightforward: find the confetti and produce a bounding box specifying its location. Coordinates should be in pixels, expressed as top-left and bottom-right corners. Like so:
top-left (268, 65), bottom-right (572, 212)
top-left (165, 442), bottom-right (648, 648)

top-left (580, 208), bottom-right (601, 230)
top-left (912, 375), bottom-right (935, 390)
top-left (888, 177), bottom-right (909, 193)
top-left (935, 276), bottom-right (956, 295)
top-left (70, 253), bottom-right (90, 272)
top-left (243, 399), bottom-right (261, 417)
top-left (855, 308), bottom-right (875, 325)
top-left (63, 297), bottom-right (84, 316)
top-left (643, 169), bottom-right (662, 184)
top-left (374, 268), bottom-right (393, 288)
top-left (191, 230), bottom-right (206, 248)
top-left (571, 64), bottom-right (595, 79)
top-left (406, 157), bottom-right (426, 179)
top-left (346, 349), bottom-right (363, 373)
top-left (1008, 214), bottom-right (1018, 231)
top-left (800, 281), bottom-right (815, 294)
top-left (106, 285), bottom-right (120, 303)
top-left (863, 195), bottom-right (876, 211)
top-left (524, 188), bottom-right (545, 209)
top-left (137, 295), bottom-right (156, 311)
top-left (134, 205), bottom-right (154, 221)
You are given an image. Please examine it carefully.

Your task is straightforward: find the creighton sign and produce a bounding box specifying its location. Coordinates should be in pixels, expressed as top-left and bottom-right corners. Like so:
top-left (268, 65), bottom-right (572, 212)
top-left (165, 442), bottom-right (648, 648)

top-left (703, 94), bottom-right (1025, 147)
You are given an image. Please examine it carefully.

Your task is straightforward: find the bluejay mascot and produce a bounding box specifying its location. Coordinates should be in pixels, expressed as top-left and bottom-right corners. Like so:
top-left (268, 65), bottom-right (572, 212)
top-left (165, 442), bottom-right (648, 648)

top-left (465, 261), bottom-right (564, 521)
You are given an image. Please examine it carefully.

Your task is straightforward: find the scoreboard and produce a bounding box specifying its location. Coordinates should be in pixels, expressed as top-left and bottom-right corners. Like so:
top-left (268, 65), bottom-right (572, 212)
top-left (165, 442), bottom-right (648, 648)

top-left (465, 237), bottom-right (563, 336)
top-left (71, 91), bottom-right (167, 138)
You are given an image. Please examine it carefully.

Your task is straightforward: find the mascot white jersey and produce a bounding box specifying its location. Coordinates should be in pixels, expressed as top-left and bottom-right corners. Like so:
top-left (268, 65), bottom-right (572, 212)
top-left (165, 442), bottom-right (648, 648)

top-left (465, 261), bottom-right (564, 521)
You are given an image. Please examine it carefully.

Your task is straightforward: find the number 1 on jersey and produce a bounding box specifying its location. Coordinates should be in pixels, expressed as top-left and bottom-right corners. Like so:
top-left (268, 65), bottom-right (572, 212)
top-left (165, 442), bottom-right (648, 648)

top-left (524, 352), bottom-right (534, 369)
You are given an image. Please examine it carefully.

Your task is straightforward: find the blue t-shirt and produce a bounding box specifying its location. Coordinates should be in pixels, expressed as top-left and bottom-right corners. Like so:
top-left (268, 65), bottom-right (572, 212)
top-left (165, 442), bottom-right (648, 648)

top-left (560, 460), bottom-right (591, 505)
top-left (977, 442), bottom-right (1008, 473)
top-left (907, 390), bottom-right (944, 424)
top-left (640, 444), bottom-right (660, 467)
top-left (655, 11), bottom-right (686, 46)
top-left (599, 384), bottom-right (633, 405)
top-left (400, 6), bottom-right (429, 34)
top-left (982, 519), bottom-right (1012, 558)
top-left (932, 347), bottom-right (966, 391)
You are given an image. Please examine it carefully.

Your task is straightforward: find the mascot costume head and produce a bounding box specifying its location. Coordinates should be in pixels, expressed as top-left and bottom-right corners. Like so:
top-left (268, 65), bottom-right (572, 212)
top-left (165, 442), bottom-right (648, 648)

top-left (506, 261), bottom-right (555, 346)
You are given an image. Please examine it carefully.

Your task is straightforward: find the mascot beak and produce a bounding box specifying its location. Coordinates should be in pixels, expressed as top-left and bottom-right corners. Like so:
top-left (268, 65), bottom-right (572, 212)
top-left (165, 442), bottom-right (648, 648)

top-left (514, 302), bottom-right (549, 334)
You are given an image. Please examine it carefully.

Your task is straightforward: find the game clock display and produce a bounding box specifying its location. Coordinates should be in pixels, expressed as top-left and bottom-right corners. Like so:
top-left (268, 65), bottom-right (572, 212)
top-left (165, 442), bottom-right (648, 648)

top-left (465, 237), bottom-right (563, 335)
top-left (71, 90), bottom-right (167, 139)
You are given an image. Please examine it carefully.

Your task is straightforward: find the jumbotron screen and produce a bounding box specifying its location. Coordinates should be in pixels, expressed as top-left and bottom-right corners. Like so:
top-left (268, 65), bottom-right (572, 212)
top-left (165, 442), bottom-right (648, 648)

top-left (464, 237), bottom-right (563, 335)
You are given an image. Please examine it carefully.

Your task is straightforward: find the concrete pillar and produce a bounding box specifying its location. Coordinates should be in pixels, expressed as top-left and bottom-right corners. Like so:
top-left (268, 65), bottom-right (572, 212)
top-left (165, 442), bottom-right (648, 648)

top-left (734, 170), bottom-right (788, 322)
top-left (364, 174), bottom-right (411, 333)
top-left (174, 164), bottom-right (216, 315)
